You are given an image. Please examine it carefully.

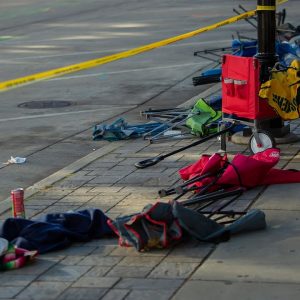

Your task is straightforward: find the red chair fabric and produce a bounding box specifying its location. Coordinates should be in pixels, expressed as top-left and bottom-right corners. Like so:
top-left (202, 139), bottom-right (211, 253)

top-left (222, 54), bottom-right (277, 120)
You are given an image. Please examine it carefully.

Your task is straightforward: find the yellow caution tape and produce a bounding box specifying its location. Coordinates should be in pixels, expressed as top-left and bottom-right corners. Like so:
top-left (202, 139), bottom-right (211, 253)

top-left (0, 10), bottom-right (256, 92)
top-left (276, 0), bottom-right (288, 4)
top-left (257, 5), bottom-right (276, 11)
top-left (0, 0), bottom-right (289, 93)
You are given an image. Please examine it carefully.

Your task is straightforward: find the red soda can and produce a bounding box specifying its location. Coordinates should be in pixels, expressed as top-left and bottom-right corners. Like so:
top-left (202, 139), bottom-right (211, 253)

top-left (11, 188), bottom-right (26, 218)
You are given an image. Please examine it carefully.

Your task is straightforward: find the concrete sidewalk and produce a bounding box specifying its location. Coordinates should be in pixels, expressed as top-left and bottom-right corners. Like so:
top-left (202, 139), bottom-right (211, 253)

top-left (1, 87), bottom-right (300, 299)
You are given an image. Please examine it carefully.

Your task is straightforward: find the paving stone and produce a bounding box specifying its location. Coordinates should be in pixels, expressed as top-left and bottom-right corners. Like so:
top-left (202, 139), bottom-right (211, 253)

top-left (7, 258), bottom-right (58, 275)
top-left (164, 242), bottom-right (213, 263)
top-left (70, 170), bottom-right (93, 177)
top-left (148, 261), bottom-right (199, 279)
top-left (23, 208), bottom-right (45, 219)
top-left (82, 162), bottom-right (117, 170)
top-left (27, 194), bottom-right (63, 202)
top-left (107, 206), bottom-right (144, 215)
top-left (16, 281), bottom-right (70, 300)
top-left (0, 210), bottom-right (12, 220)
top-left (88, 169), bottom-right (133, 177)
top-left (107, 265), bottom-right (152, 278)
top-left (118, 191), bottom-right (158, 201)
top-left (59, 256), bottom-right (86, 265)
top-left (117, 157), bottom-right (150, 166)
top-left (238, 186), bottom-right (265, 201)
top-left (255, 184), bottom-right (300, 210)
top-left (94, 155), bottom-right (124, 163)
top-left (84, 266), bottom-right (111, 277)
top-left (161, 167), bottom-right (182, 177)
top-left (37, 189), bottom-right (73, 198)
top-left (119, 192), bottom-right (158, 200)
top-left (88, 195), bottom-right (127, 206)
top-left (180, 151), bottom-right (210, 160)
top-left (68, 187), bottom-right (95, 195)
top-left (83, 183), bottom-right (115, 188)
top-left (38, 265), bottom-right (91, 281)
top-left (78, 255), bottom-right (123, 266)
top-left (83, 202), bottom-right (118, 212)
top-left (55, 180), bottom-right (91, 189)
top-left (285, 161), bottom-right (300, 170)
top-left (33, 252), bottom-right (65, 262)
top-left (88, 175), bottom-right (126, 185)
top-left (72, 276), bottom-right (119, 288)
top-left (57, 287), bottom-right (107, 300)
top-left (24, 199), bottom-right (58, 206)
top-left (291, 152), bottom-right (300, 163)
top-left (134, 167), bottom-right (168, 174)
top-left (110, 165), bottom-right (137, 173)
top-left (88, 186), bottom-right (125, 194)
top-left (0, 275), bottom-right (37, 286)
top-left (58, 195), bottom-right (95, 203)
top-left (173, 280), bottom-right (300, 300)
top-left (0, 286), bottom-right (24, 299)
top-left (160, 160), bottom-right (195, 170)
top-left (101, 289), bottom-right (130, 300)
top-left (78, 204), bottom-right (113, 212)
top-left (125, 289), bottom-right (174, 300)
top-left (110, 246), bottom-right (169, 257)
top-left (118, 256), bottom-right (163, 268)
top-left (89, 245), bottom-right (117, 256)
top-left (42, 205), bottom-right (82, 213)
top-left (116, 278), bottom-right (183, 290)
top-left (111, 174), bottom-right (153, 185)
top-left (117, 197), bottom-right (153, 207)
top-left (192, 211), bottom-right (300, 283)
top-left (105, 212), bottom-right (122, 219)
top-left (120, 186), bottom-right (159, 194)
top-left (25, 205), bottom-right (51, 212)
top-left (92, 194), bottom-right (129, 201)
top-left (142, 175), bottom-right (179, 187)
top-left (274, 159), bottom-right (288, 168)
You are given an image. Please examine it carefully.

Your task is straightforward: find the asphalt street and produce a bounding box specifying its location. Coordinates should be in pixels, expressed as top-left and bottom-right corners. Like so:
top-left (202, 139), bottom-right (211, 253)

top-left (0, 0), bottom-right (296, 202)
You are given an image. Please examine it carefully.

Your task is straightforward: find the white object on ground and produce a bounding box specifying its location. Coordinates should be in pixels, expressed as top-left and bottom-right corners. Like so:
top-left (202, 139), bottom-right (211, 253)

top-left (4, 156), bottom-right (27, 164)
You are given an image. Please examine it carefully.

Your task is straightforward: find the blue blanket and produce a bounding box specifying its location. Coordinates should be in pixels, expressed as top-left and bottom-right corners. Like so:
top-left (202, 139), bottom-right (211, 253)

top-left (0, 209), bottom-right (114, 254)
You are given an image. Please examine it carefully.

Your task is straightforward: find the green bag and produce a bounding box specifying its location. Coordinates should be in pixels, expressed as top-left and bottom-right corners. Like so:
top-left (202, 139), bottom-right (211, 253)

top-left (186, 98), bottom-right (222, 136)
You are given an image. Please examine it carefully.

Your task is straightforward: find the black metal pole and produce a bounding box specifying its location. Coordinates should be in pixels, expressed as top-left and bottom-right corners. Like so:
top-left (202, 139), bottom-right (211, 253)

top-left (255, 0), bottom-right (286, 134)
top-left (255, 0), bottom-right (277, 83)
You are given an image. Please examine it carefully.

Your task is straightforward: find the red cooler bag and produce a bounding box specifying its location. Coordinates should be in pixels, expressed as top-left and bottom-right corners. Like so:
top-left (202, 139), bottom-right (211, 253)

top-left (222, 54), bottom-right (276, 120)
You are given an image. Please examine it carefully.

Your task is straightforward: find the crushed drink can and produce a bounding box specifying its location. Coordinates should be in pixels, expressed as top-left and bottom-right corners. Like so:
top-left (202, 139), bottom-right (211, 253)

top-left (11, 188), bottom-right (25, 218)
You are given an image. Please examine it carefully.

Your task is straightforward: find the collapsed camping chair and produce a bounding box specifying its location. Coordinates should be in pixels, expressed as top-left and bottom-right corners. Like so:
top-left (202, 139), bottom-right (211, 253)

top-left (158, 148), bottom-right (300, 224)
top-left (108, 201), bottom-right (266, 252)
top-left (140, 107), bottom-right (195, 142)
top-left (114, 148), bottom-right (300, 252)
top-left (93, 118), bottom-right (169, 141)
top-left (139, 98), bottom-right (222, 142)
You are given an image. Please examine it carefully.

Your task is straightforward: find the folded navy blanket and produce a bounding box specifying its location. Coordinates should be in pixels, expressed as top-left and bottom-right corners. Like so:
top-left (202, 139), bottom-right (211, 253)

top-left (0, 209), bottom-right (114, 254)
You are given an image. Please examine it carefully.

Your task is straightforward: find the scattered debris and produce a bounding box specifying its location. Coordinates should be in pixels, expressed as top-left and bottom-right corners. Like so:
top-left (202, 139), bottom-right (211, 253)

top-left (93, 118), bottom-right (169, 141)
top-left (4, 156), bottom-right (26, 165)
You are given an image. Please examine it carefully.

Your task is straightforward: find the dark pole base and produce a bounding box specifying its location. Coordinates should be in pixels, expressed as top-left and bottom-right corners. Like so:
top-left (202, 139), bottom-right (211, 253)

top-left (255, 0), bottom-right (289, 137)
